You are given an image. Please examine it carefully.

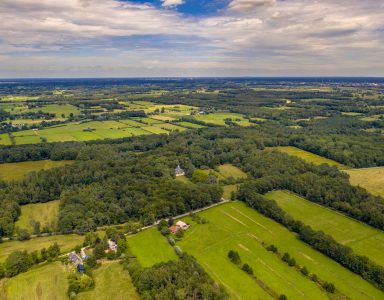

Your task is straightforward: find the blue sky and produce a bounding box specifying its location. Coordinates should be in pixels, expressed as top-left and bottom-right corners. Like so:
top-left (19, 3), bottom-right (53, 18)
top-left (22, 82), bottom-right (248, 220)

top-left (0, 0), bottom-right (383, 77)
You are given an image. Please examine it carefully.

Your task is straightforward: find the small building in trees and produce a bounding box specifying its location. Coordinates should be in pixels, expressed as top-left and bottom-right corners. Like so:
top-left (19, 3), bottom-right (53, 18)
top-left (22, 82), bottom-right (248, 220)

top-left (175, 165), bottom-right (185, 176)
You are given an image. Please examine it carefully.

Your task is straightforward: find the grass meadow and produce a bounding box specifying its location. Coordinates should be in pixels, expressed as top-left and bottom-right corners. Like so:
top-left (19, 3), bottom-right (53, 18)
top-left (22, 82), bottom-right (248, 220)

top-left (127, 227), bottom-right (177, 267)
top-left (15, 200), bottom-right (60, 233)
top-left (77, 261), bottom-right (139, 300)
top-left (268, 146), bottom-right (347, 169)
top-left (176, 201), bottom-right (384, 300)
top-left (0, 118), bottom-right (191, 145)
top-left (217, 164), bottom-right (247, 179)
top-left (265, 190), bottom-right (384, 268)
top-left (0, 262), bottom-right (68, 300)
top-left (345, 167), bottom-right (384, 197)
top-left (0, 234), bottom-right (85, 263)
top-left (0, 160), bottom-right (73, 181)
top-left (193, 112), bottom-right (253, 126)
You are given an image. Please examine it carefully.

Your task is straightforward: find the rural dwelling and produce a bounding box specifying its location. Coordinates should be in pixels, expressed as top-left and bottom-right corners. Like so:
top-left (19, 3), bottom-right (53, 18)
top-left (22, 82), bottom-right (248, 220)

top-left (170, 220), bottom-right (190, 234)
top-left (108, 239), bottom-right (117, 252)
top-left (68, 252), bottom-right (83, 267)
top-left (176, 220), bottom-right (189, 230)
top-left (175, 165), bottom-right (185, 176)
top-left (169, 225), bottom-right (178, 234)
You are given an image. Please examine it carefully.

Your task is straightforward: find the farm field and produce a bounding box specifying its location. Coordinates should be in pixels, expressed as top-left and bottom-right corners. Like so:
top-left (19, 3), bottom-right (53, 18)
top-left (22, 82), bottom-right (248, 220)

top-left (268, 146), bottom-right (347, 169)
top-left (15, 200), bottom-right (60, 233)
top-left (0, 118), bottom-right (194, 145)
top-left (177, 201), bottom-right (384, 300)
top-left (127, 227), bottom-right (177, 267)
top-left (0, 234), bottom-right (85, 263)
top-left (217, 164), bottom-right (247, 179)
top-left (345, 167), bottom-right (384, 197)
top-left (0, 160), bottom-right (73, 181)
top-left (176, 121), bottom-right (206, 129)
top-left (0, 262), bottom-right (68, 300)
top-left (78, 261), bottom-right (139, 300)
top-left (222, 184), bottom-right (237, 199)
top-left (193, 112), bottom-right (253, 126)
top-left (265, 190), bottom-right (384, 267)
top-left (30, 104), bottom-right (81, 116)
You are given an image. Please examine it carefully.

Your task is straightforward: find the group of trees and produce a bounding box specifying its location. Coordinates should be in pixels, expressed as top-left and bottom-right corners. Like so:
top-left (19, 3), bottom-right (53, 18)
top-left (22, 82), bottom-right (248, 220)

top-left (0, 242), bottom-right (60, 278)
top-left (125, 253), bottom-right (228, 299)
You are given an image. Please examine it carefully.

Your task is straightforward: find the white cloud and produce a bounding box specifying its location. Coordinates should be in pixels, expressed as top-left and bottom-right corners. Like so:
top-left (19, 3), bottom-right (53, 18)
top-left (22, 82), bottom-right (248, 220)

top-left (0, 0), bottom-right (383, 77)
top-left (229, 0), bottom-right (276, 12)
top-left (162, 0), bottom-right (184, 7)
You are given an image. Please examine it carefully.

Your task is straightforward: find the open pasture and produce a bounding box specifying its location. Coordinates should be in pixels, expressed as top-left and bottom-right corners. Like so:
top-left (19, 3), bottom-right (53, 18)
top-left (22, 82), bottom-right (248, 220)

top-left (176, 121), bottom-right (206, 129)
top-left (0, 262), bottom-right (68, 300)
top-left (0, 118), bottom-right (192, 145)
top-left (217, 164), bottom-right (247, 179)
top-left (0, 234), bottom-right (85, 263)
top-left (78, 261), bottom-right (139, 300)
top-left (345, 167), bottom-right (384, 197)
top-left (127, 228), bottom-right (177, 268)
top-left (30, 104), bottom-right (81, 116)
top-left (193, 112), bottom-right (253, 126)
top-left (15, 200), bottom-right (60, 233)
top-left (177, 201), bottom-right (384, 300)
top-left (0, 160), bottom-right (73, 181)
top-left (268, 146), bottom-right (347, 169)
top-left (265, 190), bottom-right (384, 268)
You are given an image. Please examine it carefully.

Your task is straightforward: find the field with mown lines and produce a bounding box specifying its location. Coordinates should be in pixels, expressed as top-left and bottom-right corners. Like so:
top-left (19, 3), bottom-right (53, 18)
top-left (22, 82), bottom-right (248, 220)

top-left (265, 190), bottom-right (384, 268)
top-left (177, 201), bottom-right (384, 300)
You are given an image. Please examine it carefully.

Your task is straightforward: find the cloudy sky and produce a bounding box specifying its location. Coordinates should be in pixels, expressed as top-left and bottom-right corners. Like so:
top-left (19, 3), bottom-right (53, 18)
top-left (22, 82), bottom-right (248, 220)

top-left (0, 0), bottom-right (383, 77)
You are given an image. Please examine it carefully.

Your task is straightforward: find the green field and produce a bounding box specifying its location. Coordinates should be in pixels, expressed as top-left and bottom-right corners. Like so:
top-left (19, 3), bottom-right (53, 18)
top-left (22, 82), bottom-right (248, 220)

top-left (30, 104), bottom-right (81, 116)
top-left (345, 167), bottom-right (384, 197)
top-left (0, 117), bottom-right (195, 145)
top-left (222, 184), bottom-right (237, 199)
top-left (265, 190), bottom-right (384, 268)
top-left (176, 201), bottom-right (384, 300)
top-left (0, 262), bottom-right (68, 300)
top-left (268, 146), bottom-right (347, 169)
top-left (0, 160), bottom-right (73, 181)
top-left (0, 234), bottom-right (84, 263)
top-left (217, 164), bottom-right (247, 179)
top-left (194, 112), bottom-right (253, 126)
top-left (78, 262), bottom-right (139, 300)
top-left (176, 121), bottom-right (206, 129)
top-left (127, 228), bottom-right (177, 267)
top-left (15, 200), bottom-right (60, 233)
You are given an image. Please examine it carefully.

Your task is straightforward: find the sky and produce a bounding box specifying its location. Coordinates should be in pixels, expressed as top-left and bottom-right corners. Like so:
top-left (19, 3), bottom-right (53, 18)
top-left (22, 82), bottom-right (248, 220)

top-left (0, 0), bottom-right (383, 78)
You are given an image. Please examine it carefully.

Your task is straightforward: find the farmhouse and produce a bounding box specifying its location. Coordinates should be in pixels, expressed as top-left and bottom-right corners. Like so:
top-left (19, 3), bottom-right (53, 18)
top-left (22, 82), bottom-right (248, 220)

top-left (175, 165), bottom-right (185, 176)
top-left (169, 220), bottom-right (190, 234)
top-left (108, 239), bottom-right (118, 252)
top-left (68, 252), bottom-right (83, 267)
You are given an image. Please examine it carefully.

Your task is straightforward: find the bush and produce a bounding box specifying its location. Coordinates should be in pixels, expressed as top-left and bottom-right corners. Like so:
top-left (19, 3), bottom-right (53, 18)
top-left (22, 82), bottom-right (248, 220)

top-left (242, 263), bottom-right (253, 275)
top-left (301, 266), bottom-right (309, 276)
top-left (266, 244), bottom-right (278, 253)
top-left (323, 282), bottom-right (335, 293)
top-left (174, 246), bottom-right (183, 257)
top-left (311, 273), bottom-right (318, 282)
top-left (167, 236), bottom-right (175, 246)
top-left (278, 295), bottom-right (287, 300)
top-left (228, 250), bottom-right (241, 265)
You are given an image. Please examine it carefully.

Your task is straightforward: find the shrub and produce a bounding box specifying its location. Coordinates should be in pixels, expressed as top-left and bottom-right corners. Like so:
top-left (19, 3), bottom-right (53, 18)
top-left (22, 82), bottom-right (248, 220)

top-left (323, 282), bottom-right (336, 293)
top-left (301, 266), bottom-right (309, 276)
top-left (242, 263), bottom-right (253, 275)
top-left (228, 250), bottom-right (241, 265)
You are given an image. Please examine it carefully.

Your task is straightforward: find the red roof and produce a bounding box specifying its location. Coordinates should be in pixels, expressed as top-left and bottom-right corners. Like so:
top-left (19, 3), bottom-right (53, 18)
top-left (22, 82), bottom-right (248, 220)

top-left (169, 225), bottom-right (178, 234)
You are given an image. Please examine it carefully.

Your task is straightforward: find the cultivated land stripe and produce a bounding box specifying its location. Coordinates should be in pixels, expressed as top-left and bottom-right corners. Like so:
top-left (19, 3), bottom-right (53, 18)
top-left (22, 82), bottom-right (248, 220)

top-left (222, 210), bottom-right (247, 226)
top-left (230, 206), bottom-right (273, 233)
top-left (203, 263), bottom-right (242, 300)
